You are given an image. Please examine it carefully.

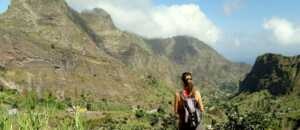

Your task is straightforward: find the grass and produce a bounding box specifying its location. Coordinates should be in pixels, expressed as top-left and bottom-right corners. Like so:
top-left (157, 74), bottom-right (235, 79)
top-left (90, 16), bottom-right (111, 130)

top-left (210, 90), bottom-right (300, 130)
top-left (0, 85), bottom-right (177, 130)
top-left (3, 74), bottom-right (298, 129)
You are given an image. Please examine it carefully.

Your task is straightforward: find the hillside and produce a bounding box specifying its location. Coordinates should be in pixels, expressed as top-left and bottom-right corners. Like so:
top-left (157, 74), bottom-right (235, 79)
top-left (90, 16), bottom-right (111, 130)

top-left (5, 0), bottom-right (300, 129)
top-left (240, 53), bottom-right (300, 95)
top-left (0, 0), bottom-right (155, 105)
top-left (145, 36), bottom-right (250, 88)
top-left (0, 0), bottom-right (250, 107)
top-left (208, 53), bottom-right (300, 130)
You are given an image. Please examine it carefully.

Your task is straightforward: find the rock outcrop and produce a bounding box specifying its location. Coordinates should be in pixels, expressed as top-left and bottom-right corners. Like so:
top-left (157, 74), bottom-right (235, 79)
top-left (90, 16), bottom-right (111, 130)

top-left (240, 53), bottom-right (300, 95)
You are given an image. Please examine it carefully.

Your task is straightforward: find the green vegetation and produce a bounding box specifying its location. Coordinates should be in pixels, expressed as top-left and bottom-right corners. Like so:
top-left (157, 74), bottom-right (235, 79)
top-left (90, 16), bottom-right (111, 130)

top-left (0, 68), bottom-right (299, 130)
top-left (0, 84), bottom-right (178, 130)
top-left (200, 54), bottom-right (299, 130)
top-left (204, 90), bottom-right (300, 130)
top-left (240, 53), bottom-right (300, 95)
top-left (0, 0), bottom-right (298, 129)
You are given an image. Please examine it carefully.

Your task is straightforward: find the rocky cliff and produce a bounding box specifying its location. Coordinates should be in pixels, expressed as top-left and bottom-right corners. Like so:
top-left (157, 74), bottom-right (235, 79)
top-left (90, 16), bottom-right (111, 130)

top-left (240, 53), bottom-right (300, 95)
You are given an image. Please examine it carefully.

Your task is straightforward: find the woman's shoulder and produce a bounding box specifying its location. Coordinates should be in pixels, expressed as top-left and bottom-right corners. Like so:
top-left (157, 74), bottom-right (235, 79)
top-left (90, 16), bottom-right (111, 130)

top-left (175, 91), bottom-right (180, 97)
top-left (194, 90), bottom-right (201, 97)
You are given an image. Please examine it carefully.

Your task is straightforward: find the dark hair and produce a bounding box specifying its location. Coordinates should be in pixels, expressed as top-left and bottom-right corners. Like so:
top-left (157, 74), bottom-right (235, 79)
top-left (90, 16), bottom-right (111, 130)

top-left (181, 72), bottom-right (196, 96)
top-left (181, 72), bottom-right (192, 84)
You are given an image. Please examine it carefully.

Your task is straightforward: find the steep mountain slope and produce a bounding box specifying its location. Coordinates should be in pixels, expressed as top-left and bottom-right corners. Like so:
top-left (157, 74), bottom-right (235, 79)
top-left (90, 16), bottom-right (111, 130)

top-left (214, 53), bottom-right (300, 130)
top-left (240, 53), bottom-right (300, 95)
top-left (145, 36), bottom-right (250, 96)
top-left (79, 8), bottom-right (251, 98)
top-left (0, 0), bottom-right (250, 106)
top-left (79, 8), bottom-right (177, 85)
top-left (0, 0), bottom-right (153, 104)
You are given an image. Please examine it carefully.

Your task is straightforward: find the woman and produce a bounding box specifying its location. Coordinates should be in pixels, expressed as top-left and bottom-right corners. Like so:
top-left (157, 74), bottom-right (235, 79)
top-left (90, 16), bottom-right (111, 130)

top-left (174, 72), bottom-right (205, 130)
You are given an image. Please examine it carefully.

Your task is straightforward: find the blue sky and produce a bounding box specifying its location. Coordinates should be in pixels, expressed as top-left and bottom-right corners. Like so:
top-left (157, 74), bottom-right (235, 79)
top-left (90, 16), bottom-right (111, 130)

top-left (1, 0), bottom-right (300, 64)
top-left (0, 0), bottom-right (9, 14)
top-left (154, 0), bottom-right (300, 27)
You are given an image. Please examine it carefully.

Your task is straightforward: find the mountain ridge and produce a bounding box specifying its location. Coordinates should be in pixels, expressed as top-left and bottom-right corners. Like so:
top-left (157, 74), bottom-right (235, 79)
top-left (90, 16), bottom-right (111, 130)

top-left (0, 0), bottom-right (250, 105)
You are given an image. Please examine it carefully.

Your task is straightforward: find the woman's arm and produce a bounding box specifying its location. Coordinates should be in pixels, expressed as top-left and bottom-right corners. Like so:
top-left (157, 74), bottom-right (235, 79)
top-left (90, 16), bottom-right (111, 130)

top-left (195, 91), bottom-right (205, 112)
top-left (174, 92), bottom-right (180, 113)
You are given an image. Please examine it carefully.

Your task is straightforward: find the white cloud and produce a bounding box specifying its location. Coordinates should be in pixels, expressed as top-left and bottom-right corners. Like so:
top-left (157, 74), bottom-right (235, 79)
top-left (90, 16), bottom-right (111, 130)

top-left (223, 0), bottom-right (244, 16)
top-left (66, 0), bottom-right (221, 44)
top-left (264, 17), bottom-right (300, 45)
top-left (233, 38), bottom-right (241, 47)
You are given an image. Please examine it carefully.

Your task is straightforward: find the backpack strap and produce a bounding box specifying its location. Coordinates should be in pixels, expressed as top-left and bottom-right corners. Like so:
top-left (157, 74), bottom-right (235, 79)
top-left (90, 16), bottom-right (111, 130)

top-left (180, 91), bottom-right (197, 114)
